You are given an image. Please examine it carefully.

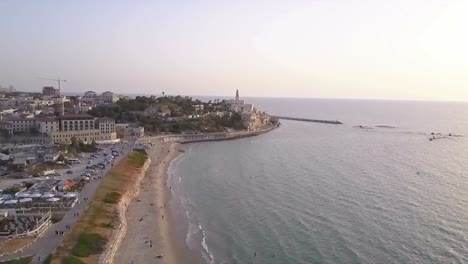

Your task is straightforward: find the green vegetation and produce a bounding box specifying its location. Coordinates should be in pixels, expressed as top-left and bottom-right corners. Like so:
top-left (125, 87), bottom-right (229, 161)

top-left (51, 215), bottom-right (64, 224)
top-left (61, 256), bottom-right (85, 264)
top-left (88, 95), bottom-right (245, 134)
top-left (0, 257), bottom-right (32, 264)
top-left (43, 255), bottom-right (52, 264)
top-left (1, 186), bottom-right (21, 195)
top-left (51, 153), bottom-right (145, 262)
top-left (102, 191), bottom-right (121, 204)
top-left (71, 232), bottom-right (107, 257)
top-left (100, 221), bottom-right (114, 229)
top-left (58, 138), bottom-right (97, 154)
top-left (127, 151), bottom-right (148, 167)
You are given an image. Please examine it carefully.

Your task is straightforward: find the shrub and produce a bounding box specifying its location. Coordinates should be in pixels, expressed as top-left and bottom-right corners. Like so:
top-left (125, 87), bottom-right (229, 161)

top-left (128, 152), bottom-right (147, 167)
top-left (61, 256), bottom-right (84, 264)
top-left (103, 191), bottom-right (121, 204)
top-left (71, 232), bottom-right (107, 257)
top-left (0, 257), bottom-right (32, 264)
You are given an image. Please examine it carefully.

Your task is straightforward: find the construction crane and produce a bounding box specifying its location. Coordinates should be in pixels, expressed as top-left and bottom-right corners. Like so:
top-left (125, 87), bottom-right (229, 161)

top-left (39, 77), bottom-right (67, 95)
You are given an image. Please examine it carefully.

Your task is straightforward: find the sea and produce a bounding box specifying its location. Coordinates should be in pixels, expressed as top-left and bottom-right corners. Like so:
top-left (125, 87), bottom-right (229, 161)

top-left (169, 98), bottom-right (468, 264)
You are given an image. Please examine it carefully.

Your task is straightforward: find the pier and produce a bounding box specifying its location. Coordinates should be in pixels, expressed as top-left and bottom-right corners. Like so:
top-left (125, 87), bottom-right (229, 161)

top-left (272, 116), bottom-right (343, 125)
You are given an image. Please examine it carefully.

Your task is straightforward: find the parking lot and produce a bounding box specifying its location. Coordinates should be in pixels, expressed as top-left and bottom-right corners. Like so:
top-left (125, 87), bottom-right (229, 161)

top-left (0, 143), bottom-right (133, 190)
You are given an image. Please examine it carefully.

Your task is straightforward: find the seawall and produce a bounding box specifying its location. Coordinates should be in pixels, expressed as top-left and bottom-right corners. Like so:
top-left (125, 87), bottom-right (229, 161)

top-left (272, 116), bottom-right (342, 125)
top-left (99, 156), bottom-right (152, 264)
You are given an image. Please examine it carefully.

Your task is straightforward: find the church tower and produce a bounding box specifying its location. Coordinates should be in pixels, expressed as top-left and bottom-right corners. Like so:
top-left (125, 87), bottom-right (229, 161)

top-left (236, 89), bottom-right (239, 100)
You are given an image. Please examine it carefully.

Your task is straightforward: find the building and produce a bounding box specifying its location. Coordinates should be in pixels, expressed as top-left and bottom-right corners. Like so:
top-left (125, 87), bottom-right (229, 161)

top-left (44, 152), bottom-right (60, 162)
top-left (35, 117), bottom-right (59, 135)
top-left (225, 90), bottom-right (252, 113)
top-left (100, 91), bottom-right (119, 103)
top-left (3, 118), bottom-right (36, 133)
top-left (115, 124), bottom-right (144, 139)
top-left (58, 114), bottom-right (96, 132)
top-left (98, 117), bottom-right (115, 133)
top-left (42, 86), bottom-right (59, 96)
top-left (0, 121), bottom-right (13, 135)
top-left (49, 114), bottom-right (117, 144)
top-left (144, 105), bottom-right (171, 117)
top-left (83, 91), bottom-right (97, 98)
top-left (241, 109), bottom-right (271, 131)
top-left (193, 104), bottom-right (204, 113)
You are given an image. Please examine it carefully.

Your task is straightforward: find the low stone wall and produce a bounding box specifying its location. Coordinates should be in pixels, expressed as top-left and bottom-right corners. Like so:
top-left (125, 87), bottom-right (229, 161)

top-left (98, 157), bottom-right (151, 264)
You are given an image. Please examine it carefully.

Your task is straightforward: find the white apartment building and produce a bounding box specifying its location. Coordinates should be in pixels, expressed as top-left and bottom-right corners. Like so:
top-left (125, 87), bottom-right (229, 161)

top-left (35, 117), bottom-right (59, 134)
top-left (98, 117), bottom-right (115, 134)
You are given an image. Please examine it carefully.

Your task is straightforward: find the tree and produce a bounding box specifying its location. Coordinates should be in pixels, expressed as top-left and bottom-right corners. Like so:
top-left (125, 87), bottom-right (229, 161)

top-left (57, 154), bottom-right (66, 162)
top-left (30, 127), bottom-right (40, 135)
top-left (0, 128), bottom-right (11, 139)
top-left (70, 137), bottom-right (78, 148)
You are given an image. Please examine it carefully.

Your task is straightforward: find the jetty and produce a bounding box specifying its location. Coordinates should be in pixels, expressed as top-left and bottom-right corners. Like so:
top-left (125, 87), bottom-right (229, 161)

top-left (272, 116), bottom-right (343, 125)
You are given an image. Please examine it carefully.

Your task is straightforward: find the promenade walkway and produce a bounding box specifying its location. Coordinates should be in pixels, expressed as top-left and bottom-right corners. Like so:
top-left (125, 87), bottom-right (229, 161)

top-left (0, 143), bottom-right (134, 263)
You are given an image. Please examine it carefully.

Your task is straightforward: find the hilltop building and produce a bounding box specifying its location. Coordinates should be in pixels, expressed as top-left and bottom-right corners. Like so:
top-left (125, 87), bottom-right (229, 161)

top-left (226, 90), bottom-right (271, 131)
top-left (81, 91), bottom-right (119, 105)
top-left (226, 90), bottom-right (253, 113)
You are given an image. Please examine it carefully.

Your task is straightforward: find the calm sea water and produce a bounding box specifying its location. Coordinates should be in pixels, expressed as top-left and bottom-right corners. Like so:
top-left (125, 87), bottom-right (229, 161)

top-left (168, 99), bottom-right (468, 264)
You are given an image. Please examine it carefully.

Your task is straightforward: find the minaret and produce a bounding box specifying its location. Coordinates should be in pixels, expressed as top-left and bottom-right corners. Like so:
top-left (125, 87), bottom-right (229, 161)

top-left (236, 89), bottom-right (239, 100)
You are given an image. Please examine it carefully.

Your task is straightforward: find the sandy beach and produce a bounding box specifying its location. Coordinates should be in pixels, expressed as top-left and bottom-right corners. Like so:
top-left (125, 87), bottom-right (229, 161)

top-left (115, 141), bottom-right (185, 264)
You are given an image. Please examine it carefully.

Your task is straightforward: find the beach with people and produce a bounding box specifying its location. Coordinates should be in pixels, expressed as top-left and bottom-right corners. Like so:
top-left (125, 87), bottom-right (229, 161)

top-left (115, 141), bottom-right (186, 264)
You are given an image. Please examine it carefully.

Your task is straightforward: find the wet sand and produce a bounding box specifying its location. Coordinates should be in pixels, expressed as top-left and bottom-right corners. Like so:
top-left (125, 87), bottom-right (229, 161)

top-left (115, 142), bottom-right (185, 264)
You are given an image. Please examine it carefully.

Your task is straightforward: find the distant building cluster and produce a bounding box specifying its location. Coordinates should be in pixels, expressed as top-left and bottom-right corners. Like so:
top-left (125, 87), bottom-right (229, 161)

top-left (0, 85), bottom-right (16, 93)
top-left (82, 91), bottom-right (120, 105)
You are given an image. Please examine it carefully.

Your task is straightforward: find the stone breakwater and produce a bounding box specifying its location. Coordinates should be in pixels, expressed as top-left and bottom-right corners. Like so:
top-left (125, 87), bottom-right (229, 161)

top-left (99, 157), bottom-right (152, 264)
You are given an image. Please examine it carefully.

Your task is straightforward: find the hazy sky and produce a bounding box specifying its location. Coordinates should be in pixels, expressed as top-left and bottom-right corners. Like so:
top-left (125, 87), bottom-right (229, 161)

top-left (0, 0), bottom-right (467, 101)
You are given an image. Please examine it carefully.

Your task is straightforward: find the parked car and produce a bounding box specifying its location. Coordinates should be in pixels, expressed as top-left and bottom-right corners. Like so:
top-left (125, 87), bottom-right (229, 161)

top-left (54, 172), bottom-right (61, 177)
top-left (66, 170), bottom-right (74, 174)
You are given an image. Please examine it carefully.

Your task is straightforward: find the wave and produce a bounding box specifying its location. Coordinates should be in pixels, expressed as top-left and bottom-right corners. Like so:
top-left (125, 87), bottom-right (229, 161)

top-left (186, 222), bottom-right (199, 248)
top-left (200, 224), bottom-right (215, 264)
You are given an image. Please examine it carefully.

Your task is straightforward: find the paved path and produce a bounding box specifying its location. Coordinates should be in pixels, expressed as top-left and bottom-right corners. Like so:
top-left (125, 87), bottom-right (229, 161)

top-left (0, 143), bottom-right (134, 263)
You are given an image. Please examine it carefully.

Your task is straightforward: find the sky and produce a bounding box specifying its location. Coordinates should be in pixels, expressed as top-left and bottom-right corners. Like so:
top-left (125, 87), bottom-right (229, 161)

top-left (0, 0), bottom-right (467, 101)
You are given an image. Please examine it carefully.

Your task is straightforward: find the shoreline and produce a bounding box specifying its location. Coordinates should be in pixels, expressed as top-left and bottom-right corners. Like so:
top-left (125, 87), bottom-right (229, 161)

top-left (114, 142), bottom-right (186, 264)
top-left (117, 127), bottom-right (277, 264)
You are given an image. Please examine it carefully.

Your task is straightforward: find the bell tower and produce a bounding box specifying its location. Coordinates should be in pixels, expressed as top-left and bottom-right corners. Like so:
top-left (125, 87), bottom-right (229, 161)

top-left (236, 89), bottom-right (239, 100)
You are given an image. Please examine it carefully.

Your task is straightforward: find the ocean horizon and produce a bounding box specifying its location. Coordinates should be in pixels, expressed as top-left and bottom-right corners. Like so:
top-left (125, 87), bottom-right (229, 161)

top-left (167, 98), bottom-right (468, 264)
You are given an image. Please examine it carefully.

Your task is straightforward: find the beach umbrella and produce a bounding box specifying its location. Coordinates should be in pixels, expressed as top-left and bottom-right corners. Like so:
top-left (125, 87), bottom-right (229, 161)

top-left (29, 193), bottom-right (42, 198)
top-left (63, 193), bottom-right (78, 198)
top-left (19, 198), bottom-right (33, 203)
top-left (15, 193), bottom-right (31, 198)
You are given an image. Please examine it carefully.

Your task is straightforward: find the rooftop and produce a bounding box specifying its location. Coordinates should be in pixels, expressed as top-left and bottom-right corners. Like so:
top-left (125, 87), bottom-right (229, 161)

top-left (0, 121), bottom-right (12, 126)
top-left (59, 113), bottom-right (95, 120)
top-left (98, 117), bottom-right (114, 122)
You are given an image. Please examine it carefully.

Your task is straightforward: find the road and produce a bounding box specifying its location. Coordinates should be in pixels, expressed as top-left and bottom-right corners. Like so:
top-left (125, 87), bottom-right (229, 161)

top-left (0, 142), bottom-right (134, 263)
